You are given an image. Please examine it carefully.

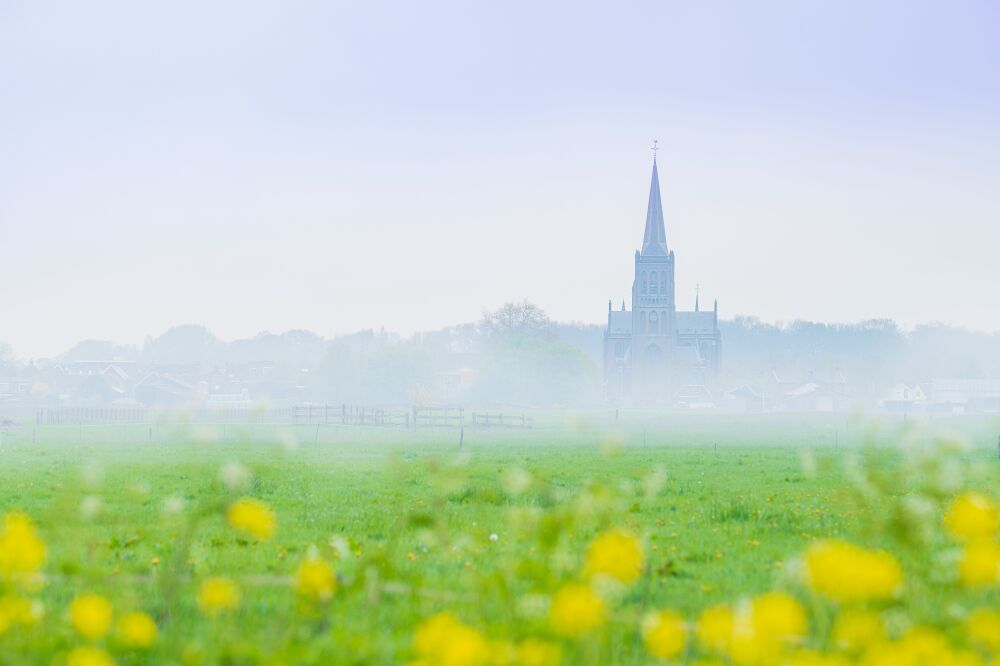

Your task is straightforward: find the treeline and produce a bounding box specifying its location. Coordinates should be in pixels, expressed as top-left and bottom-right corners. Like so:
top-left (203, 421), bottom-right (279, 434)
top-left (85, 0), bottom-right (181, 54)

top-left (7, 304), bottom-right (998, 406)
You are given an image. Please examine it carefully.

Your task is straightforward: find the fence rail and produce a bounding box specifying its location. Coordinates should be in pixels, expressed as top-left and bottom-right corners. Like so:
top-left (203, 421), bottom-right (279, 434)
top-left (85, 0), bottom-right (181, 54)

top-left (37, 405), bottom-right (533, 429)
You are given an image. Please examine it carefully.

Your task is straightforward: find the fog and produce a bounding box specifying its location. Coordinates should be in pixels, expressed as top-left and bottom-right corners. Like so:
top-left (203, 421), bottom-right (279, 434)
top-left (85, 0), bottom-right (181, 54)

top-left (2, 1), bottom-right (999, 414)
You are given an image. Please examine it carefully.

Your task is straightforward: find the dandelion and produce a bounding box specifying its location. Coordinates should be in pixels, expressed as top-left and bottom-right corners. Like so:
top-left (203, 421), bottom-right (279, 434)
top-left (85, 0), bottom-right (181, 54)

top-left (804, 539), bottom-right (902, 603)
top-left (549, 583), bottom-right (606, 637)
top-left (965, 608), bottom-right (1000, 652)
top-left (0, 594), bottom-right (40, 635)
top-left (831, 608), bottom-right (884, 653)
top-left (944, 491), bottom-right (999, 541)
top-left (67, 646), bottom-right (116, 666)
top-left (957, 539), bottom-right (1000, 587)
top-left (226, 498), bottom-right (276, 541)
top-left (197, 577), bottom-right (240, 616)
top-left (642, 610), bottom-right (687, 660)
top-left (116, 611), bottom-right (157, 649)
top-left (412, 612), bottom-right (489, 666)
top-left (583, 529), bottom-right (645, 585)
top-left (0, 511), bottom-right (46, 576)
top-left (696, 603), bottom-right (734, 655)
top-left (69, 593), bottom-right (113, 640)
top-left (295, 555), bottom-right (337, 603)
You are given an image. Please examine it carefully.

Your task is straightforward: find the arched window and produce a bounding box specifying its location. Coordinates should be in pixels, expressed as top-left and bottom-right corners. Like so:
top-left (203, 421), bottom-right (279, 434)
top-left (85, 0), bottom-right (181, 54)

top-left (660, 272), bottom-right (667, 293)
top-left (639, 311), bottom-right (647, 333)
top-left (649, 271), bottom-right (658, 294)
top-left (640, 272), bottom-right (647, 295)
top-left (649, 310), bottom-right (659, 334)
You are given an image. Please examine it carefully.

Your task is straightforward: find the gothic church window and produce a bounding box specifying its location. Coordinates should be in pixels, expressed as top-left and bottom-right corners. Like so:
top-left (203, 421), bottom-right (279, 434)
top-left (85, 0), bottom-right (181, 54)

top-left (649, 271), bottom-right (658, 294)
top-left (641, 272), bottom-right (647, 294)
top-left (649, 310), bottom-right (659, 333)
top-left (660, 273), bottom-right (667, 293)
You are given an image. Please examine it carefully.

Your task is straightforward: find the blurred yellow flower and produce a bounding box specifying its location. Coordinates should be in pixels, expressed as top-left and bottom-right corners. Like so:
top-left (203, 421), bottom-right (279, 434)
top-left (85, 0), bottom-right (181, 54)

top-left (295, 556), bottom-right (337, 603)
top-left (859, 626), bottom-right (954, 665)
top-left (412, 612), bottom-right (489, 666)
top-left (727, 593), bottom-right (807, 665)
top-left (514, 638), bottom-right (562, 666)
top-left (0, 511), bottom-right (46, 576)
top-left (958, 539), bottom-right (1000, 587)
top-left (583, 529), bottom-right (645, 584)
top-left (70, 593), bottom-right (112, 640)
top-left (117, 611), bottom-right (157, 649)
top-left (197, 577), bottom-right (240, 616)
top-left (696, 603), bottom-right (734, 655)
top-left (831, 608), bottom-right (884, 653)
top-left (804, 539), bottom-right (902, 603)
top-left (965, 607), bottom-right (1000, 652)
top-left (67, 646), bottom-right (116, 666)
top-left (549, 583), bottom-right (606, 637)
top-left (944, 491), bottom-right (1000, 541)
top-left (642, 610), bottom-right (687, 659)
top-left (226, 498), bottom-right (276, 541)
top-left (0, 594), bottom-right (40, 635)
top-left (750, 592), bottom-right (807, 642)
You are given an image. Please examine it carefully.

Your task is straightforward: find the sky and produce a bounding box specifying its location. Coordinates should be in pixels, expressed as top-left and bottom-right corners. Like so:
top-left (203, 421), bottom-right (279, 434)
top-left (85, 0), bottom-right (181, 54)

top-left (1, 0), bottom-right (999, 358)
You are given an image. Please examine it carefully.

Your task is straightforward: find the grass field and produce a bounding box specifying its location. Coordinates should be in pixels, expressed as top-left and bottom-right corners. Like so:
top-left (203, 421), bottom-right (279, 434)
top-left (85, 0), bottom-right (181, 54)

top-left (0, 411), bottom-right (998, 664)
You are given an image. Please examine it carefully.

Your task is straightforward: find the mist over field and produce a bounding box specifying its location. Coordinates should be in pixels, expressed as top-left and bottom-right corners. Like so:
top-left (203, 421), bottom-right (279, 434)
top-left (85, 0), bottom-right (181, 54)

top-left (2, 3), bottom-right (1000, 665)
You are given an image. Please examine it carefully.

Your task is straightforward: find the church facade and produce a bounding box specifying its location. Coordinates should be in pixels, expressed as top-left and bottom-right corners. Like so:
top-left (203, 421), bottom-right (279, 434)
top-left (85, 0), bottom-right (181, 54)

top-left (603, 156), bottom-right (721, 403)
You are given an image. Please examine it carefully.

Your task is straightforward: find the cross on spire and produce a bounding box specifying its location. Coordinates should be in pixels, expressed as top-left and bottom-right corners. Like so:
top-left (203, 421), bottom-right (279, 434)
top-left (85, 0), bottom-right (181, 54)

top-left (651, 139), bottom-right (659, 164)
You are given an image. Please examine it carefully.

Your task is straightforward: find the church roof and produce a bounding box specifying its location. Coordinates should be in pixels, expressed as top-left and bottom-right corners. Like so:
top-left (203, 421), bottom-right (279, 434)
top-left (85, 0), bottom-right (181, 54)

top-left (641, 159), bottom-right (668, 256)
top-left (608, 310), bottom-right (632, 334)
top-left (675, 311), bottom-right (715, 333)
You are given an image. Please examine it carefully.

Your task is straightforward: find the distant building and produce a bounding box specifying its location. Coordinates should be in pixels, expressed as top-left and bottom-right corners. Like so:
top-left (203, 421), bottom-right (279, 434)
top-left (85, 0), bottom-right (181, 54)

top-left (603, 152), bottom-right (721, 403)
top-left (929, 379), bottom-right (1000, 413)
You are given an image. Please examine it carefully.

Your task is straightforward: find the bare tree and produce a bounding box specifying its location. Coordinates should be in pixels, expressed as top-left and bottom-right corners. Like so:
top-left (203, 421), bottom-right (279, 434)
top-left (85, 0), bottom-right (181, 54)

top-left (480, 301), bottom-right (554, 340)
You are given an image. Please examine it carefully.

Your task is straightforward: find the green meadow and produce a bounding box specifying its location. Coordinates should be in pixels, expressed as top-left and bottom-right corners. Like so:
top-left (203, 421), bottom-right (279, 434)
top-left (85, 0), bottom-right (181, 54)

top-left (0, 412), bottom-right (998, 664)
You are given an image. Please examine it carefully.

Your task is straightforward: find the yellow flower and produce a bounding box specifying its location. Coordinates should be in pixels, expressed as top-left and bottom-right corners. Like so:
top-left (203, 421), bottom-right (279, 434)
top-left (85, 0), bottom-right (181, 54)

top-left (413, 612), bottom-right (489, 666)
top-left (642, 610), bottom-right (687, 659)
top-left (958, 539), bottom-right (1000, 587)
top-left (965, 608), bottom-right (1000, 652)
top-left (226, 498), bottom-right (276, 541)
top-left (804, 539), bottom-right (902, 603)
top-left (69, 593), bottom-right (113, 640)
top-left (197, 577), bottom-right (240, 616)
top-left (583, 530), bottom-right (645, 584)
top-left (696, 603), bottom-right (734, 655)
top-left (67, 646), bottom-right (116, 666)
top-left (750, 592), bottom-right (807, 642)
top-left (549, 583), bottom-right (606, 638)
top-left (0, 511), bottom-right (46, 575)
top-left (514, 638), bottom-right (562, 666)
top-left (0, 594), bottom-right (41, 635)
top-left (117, 611), bottom-right (157, 649)
top-left (831, 608), bottom-right (884, 653)
top-left (295, 556), bottom-right (337, 603)
top-left (944, 492), bottom-right (1000, 541)
top-left (860, 626), bottom-right (954, 665)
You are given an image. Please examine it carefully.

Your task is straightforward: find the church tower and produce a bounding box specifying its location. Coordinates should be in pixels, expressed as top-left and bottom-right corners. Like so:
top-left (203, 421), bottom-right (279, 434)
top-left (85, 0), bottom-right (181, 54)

top-left (603, 145), bottom-right (721, 404)
top-left (630, 151), bottom-right (676, 399)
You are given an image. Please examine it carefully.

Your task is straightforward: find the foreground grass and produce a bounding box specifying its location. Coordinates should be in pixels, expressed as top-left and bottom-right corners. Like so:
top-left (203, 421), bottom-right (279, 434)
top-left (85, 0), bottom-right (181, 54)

top-left (0, 412), bottom-right (997, 663)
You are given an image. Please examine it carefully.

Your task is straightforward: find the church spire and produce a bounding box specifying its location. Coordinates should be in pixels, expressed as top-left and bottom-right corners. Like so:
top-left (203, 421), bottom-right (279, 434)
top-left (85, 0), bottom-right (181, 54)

top-left (641, 142), bottom-right (668, 256)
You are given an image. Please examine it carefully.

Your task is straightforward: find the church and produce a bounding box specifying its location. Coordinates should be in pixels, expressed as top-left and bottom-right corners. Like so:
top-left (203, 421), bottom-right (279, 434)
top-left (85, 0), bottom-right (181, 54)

top-left (603, 152), bottom-right (722, 403)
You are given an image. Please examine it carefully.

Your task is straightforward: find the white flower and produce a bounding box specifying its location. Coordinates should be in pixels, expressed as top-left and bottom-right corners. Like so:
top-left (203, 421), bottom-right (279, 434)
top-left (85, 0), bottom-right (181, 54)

top-left (489, 533), bottom-right (499, 542)
top-left (220, 461), bottom-right (251, 491)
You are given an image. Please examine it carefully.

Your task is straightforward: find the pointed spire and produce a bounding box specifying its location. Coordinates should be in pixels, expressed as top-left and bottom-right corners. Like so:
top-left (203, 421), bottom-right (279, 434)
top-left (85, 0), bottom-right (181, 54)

top-left (695, 284), bottom-right (700, 312)
top-left (641, 143), bottom-right (668, 256)
top-left (621, 300), bottom-right (626, 311)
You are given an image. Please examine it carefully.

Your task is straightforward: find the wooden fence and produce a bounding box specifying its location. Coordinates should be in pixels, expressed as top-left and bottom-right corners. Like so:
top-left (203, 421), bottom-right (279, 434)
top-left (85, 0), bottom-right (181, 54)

top-left (37, 405), bottom-right (532, 429)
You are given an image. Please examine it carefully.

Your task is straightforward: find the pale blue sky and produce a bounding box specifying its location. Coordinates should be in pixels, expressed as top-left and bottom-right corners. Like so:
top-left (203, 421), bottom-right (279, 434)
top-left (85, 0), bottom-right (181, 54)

top-left (1, 0), bottom-right (998, 357)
